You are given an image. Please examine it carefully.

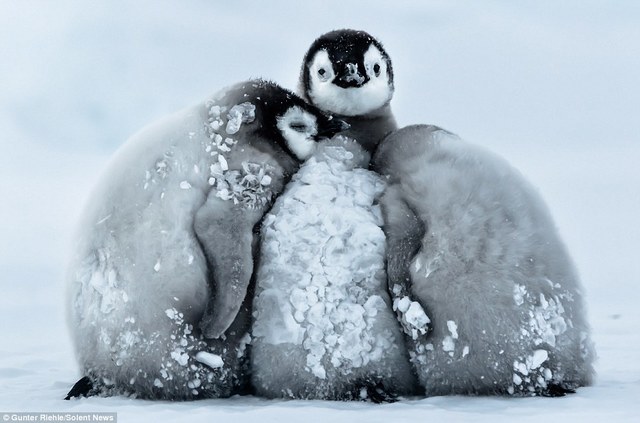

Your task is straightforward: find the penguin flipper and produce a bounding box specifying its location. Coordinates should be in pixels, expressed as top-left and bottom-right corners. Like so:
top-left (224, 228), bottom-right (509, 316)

top-left (379, 184), bottom-right (431, 337)
top-left (379, 184), bottom-right (425, 292)
top-left (194, 195), bottom-right (264, 339)
top-left (64, 376), bottom-right (94, 400)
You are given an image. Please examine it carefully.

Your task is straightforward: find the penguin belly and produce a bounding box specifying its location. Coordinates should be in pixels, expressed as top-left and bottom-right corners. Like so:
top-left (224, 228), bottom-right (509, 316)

top-left (251, 137), bottom-right (418, 400)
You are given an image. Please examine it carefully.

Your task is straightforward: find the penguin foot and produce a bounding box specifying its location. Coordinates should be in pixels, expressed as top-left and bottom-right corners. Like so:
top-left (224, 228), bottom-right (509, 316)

top-left (64, 376), bottom-right (94, 400)
top-left (360, 381), bottom-right (398, 404)
top-left (541, 383), bottom-right (576, 397)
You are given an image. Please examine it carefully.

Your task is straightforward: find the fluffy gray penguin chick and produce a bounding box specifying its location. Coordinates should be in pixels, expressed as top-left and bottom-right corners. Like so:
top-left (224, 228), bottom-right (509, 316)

top-left (373, 124), bottom-right (596, 397)
top-left (65, 79), bottom-right (345, 400)
top-left (299, 29), bottom-right (397, 154)
top-left (252, 136), bottom-right (419, 401)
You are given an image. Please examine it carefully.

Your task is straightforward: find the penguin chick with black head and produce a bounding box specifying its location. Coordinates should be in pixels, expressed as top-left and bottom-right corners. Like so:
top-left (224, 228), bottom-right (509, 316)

top-left (65, 79), bottom-right (345, 400)
top-left (299, 29), bottom-right (396, 154)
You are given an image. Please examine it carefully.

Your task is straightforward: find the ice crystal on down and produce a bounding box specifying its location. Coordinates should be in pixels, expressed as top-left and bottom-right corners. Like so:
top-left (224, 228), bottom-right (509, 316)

top-left (462, 345), bottom-right (470, 358)
top-left (196, 352), bottom-right (224, 369)
top-left (393, 294), bottom-right (430, 340)
top-left (155, 159), bottom-right (170, 179)
top-left (442, 322), bottom-right (459, 357)
top-left (508, 280), bottom-right (571, 394)
top-left (236, 333), bottom-right (252, 359)
top-left (511, 349), bottom-right (553, 394)
top-left (214, 162), bottom-right (275, 209)
top-left (79, 249), bottom-right (125, 316)
top-left (203, 99), bottom-right (271, 208)
top-left (225, 102), bottom-right (256, 135)
top-left (218, 154), bottom-right (229, 171)
top-left (512, 281), bottom-right (570, 349)
top-left (253, 139), bottom-right (403, 381)
top-left (514, 284), bottom-right (527, 306)
top-left (206, 103), bottom-right (226, 132)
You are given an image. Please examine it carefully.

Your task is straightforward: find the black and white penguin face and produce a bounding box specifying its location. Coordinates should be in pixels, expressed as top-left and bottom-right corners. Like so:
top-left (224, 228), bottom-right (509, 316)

top-left (276, 105), bottom-right (323, 160)
top-left (302, 29), bottom-right (394, 117)
top-left (217, 80), bottom-right (348, 164)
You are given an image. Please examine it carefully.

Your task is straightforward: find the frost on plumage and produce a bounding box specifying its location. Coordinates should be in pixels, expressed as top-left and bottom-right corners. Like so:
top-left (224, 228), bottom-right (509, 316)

top-left (252, 137), bottom-right (414, 399)
top-left (254, 139), bottom-right (390, 375)
top-left (225, 102), bottom-right (256, 135)
top-left (513, 284), bottom-right (527, 306)
top-left (513, 281), bottom-right (569, 348)
top-left (154, 158), bottom-right (170, 179)
top-left (442, 321), bottom-right (459, 357)
top-left (73, 249), bottom-right (125, 316)
top-left (511, 349), bottom-right (553, 394)
top-left (447, 321), bottom-right (459, 339)
top-left (196, 352), bottom-right (224, 369)
top-left (507, 279), bottom-right (573, 394)
top-left (236, 333), bottom-right (252, 359)
top-left (392, 289), bottom-right (430, 340)
top-left (74, 272), bottom-right (240, 398)
top-left (214, 162), bottom-right (276, 209)
top-left (203, 99), bottom-right (274, 209)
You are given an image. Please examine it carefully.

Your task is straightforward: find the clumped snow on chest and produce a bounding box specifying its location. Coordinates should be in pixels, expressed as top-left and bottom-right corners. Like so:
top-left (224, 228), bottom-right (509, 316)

top-left (254, 138), bottom-right (395, 379)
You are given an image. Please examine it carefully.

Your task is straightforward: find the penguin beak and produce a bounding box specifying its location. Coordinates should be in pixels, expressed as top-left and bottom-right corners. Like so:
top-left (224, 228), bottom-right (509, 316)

top-left (335, 62), bottom-right (368, 88)
top-left (317, 117), bottom-right (350, 138)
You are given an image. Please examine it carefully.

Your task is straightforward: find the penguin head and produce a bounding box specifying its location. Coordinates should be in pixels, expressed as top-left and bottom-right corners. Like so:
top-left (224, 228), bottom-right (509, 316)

top-left (300, 29), bottom-right (394, 117)
top-left (220, 80), bottom-right (348, 163)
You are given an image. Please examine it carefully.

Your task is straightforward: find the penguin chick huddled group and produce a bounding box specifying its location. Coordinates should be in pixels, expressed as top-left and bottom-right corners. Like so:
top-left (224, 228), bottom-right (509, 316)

top-left (251, 29), bottom-right (420, 402)
top-left (65, 80), bottom-right (344, 400)
top-left (66, 28), bottom-right (594, 402)
top-left (257, 28), bottom-right (593, 399)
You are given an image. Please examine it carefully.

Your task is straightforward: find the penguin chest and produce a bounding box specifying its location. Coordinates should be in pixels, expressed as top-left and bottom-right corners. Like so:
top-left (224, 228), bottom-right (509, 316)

top-left (254, 152), bottom-right (396, 379)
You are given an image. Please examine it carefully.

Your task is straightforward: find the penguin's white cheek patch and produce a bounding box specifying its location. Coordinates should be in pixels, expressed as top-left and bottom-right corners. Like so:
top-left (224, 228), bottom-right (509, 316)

top-left (309, 50), bottom-right (335, 84)
top-left (277, 106), bottom-right (318, 161)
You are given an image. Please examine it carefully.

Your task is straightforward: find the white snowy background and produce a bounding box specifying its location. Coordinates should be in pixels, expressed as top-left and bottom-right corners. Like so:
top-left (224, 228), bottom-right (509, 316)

top-left (1, 0), bottom-right (639, 421)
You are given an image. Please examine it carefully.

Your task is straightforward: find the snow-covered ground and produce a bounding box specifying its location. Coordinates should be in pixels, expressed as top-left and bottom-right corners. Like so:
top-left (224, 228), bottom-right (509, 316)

top-left (1, 0), bottom-right (639, 421)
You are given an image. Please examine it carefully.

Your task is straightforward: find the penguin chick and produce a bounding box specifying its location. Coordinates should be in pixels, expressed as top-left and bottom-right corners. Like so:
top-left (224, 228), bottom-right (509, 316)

top-left (372, 124), bottom-right (596, 397)
top-left (300, 29), bottom-right (396, 154)
top-left (251, 136), bottom-right (419, 401)
top-left (66, 79), bottom-right (345, 400)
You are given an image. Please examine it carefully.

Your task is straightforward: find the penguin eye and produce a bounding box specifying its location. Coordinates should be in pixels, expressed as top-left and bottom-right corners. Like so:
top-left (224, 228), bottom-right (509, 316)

top-left (289, 122), bottom-right (308, 133)
top-left (373, 63), bottom-right (381, 77)
top-left (317, 67), bottom-right (331, 82)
